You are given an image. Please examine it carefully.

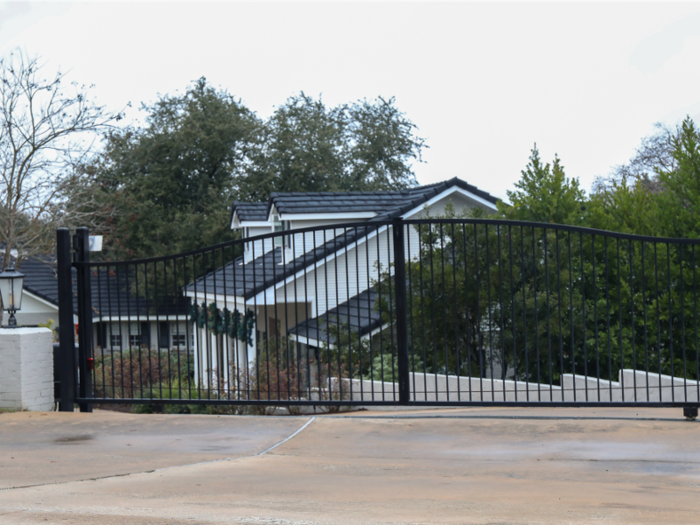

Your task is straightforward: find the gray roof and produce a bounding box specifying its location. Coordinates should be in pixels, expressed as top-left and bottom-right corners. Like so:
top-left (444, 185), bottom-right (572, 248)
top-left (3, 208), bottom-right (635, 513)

top-left (268, 188), bottom-right (430, 216)
top-left (287, 287), bottom-right (381, 344)
top-left (185, 225), bottom-right (375, 300)
top-left (267, 177), bottom-right (499, 218)
top-left (230, 202), bottom-right (268, 224)
top-left (19, 256), bottom-right (188, 319)
top-left (18, 256), bottom-right (74, 312)
top-left (185, 248), bottom-right (288, 301)
top-left (90, 267), bottom-right (190, 319)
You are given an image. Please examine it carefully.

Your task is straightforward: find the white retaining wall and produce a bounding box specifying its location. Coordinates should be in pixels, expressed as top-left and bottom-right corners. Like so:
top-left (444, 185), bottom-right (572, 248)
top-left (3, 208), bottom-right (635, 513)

top-left (322, 370), bottom-right (700, 404)
top-left (618, 369), bottom-right (700, 403)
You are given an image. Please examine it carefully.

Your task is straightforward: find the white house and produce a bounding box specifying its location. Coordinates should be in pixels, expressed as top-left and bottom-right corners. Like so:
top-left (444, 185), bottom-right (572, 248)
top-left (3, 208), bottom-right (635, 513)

top-left (185, 177), bottom-right (500, 387)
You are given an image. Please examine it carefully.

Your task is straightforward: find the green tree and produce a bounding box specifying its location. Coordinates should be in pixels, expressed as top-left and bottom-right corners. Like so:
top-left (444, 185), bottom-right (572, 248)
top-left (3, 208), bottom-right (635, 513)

top-left (96, 78), bottom-right (260, 258)
top-left (345, 97), bottom-right (425, 191)
top-left (97, 88), bottom-right (426, 257)
top-left (363, 205), bottom-right (498, 379)
top-left (238, 94), bottom-right (425, 201)
top-left (498, 145), bottom-right (586, 225)
top-left (589, 118), bottom-right (700, 239)
top-left (656, 116), bottom-right (700, 239)
top-left (496, 128), bottom-right (700, 384)
top-left (587, 177), bottom-right (660, 236)
top-left (239, 94), bottom-right (345, 200)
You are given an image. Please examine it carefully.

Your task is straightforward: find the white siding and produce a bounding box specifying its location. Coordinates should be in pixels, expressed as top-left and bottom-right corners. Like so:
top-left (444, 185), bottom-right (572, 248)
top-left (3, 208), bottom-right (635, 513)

top-left (405, 192), bottom-right (497, 219)
top-left (288, 219), bottom-right (363, 260)
top-left (243, 226), bottom-right (273, 262)
top-left (273, 225), bottom-right (395, 318)
top-left (243, 219), bottom-right (376, 262)
top-left (15, 292), bottom-right (58, 327)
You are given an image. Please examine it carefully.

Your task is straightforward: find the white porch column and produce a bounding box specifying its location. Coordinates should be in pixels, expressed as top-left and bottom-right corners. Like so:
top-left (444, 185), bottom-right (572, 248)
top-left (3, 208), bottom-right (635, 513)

top-left (0, 327), bottom-right (54, 411)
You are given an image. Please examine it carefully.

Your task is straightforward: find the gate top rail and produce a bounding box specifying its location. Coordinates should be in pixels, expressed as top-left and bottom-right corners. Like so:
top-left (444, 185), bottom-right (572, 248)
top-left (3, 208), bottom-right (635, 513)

top-left (74, 217), bottom-right (700, 268)
top-left (403, 217), bottom-right (700, 245)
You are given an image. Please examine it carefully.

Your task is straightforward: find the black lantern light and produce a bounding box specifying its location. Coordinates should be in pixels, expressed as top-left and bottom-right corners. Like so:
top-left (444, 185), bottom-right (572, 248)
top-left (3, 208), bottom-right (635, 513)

top-left (0, 264), bottom-right (24, 327)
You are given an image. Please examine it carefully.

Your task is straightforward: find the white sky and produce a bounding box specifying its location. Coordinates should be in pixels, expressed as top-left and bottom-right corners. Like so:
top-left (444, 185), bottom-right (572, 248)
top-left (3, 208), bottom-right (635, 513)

top-left (1, 2), bottom-right (699, 202)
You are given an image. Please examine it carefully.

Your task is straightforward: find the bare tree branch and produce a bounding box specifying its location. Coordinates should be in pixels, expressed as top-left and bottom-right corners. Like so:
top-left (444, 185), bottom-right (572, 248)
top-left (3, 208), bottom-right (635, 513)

top-left (0, 49), bottom-right (121, 269)
top-left (593, 123), bottom-right (678, 194)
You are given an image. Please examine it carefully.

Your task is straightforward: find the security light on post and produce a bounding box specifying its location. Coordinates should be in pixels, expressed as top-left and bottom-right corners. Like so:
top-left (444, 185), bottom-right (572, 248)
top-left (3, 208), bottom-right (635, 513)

top-left (0, 264), bottom-right (24, 327)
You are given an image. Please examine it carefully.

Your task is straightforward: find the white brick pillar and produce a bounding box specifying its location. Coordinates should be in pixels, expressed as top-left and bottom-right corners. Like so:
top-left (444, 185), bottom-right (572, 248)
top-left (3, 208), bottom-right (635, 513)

top-left (0, 327), bottom-right (54, 411)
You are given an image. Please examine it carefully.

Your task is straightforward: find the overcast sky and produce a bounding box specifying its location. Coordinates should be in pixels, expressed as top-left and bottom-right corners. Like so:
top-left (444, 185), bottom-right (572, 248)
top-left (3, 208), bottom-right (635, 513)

top-left (1, 2), bottom-right (699, 201)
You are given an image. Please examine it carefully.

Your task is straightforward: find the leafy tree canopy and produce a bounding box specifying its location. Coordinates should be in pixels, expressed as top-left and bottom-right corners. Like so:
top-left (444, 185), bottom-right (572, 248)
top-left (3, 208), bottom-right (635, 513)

top-left (238, 93), bottom-right (425, 201)
top-left (96, 85), bottom-right (426, 258)
top-left (586, 177), bottom-right (660, 236)
top-left (96, 78), bottom-right (260, 258)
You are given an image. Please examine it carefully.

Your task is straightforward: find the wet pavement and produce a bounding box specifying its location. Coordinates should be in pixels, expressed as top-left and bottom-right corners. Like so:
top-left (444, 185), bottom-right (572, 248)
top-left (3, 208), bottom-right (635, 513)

top-left (0, 407), bottom-right (698, 524)
top-left (0, 411), bottom-right (304, 488)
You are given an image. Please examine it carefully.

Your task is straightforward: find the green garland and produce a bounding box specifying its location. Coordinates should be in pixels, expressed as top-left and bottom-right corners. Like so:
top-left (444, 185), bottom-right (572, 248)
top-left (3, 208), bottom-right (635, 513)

top-left (189, 302), bottom-right (256, 346)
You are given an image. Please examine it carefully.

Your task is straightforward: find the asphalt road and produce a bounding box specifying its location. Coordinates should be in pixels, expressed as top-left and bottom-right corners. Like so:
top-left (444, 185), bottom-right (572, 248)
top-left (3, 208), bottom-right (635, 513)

top-left (0, 407), bottom-right (698, 524)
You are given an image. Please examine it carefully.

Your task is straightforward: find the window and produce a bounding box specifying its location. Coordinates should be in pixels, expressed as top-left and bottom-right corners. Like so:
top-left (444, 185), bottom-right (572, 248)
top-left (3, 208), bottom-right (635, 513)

top-left (272, 214), bottom-right (289, 247)
top-left (159, 321), bottom-right (170, 348)
top-left (97, 323), bottom-right (108, 348)
top-left (140, 321), bottom-right (150, 347)
top-left (172, 334), bottom-right (188, 348)
top-left (128, 323), bottom-right (142, 348)
top-left (110, 334), bottom-right (122, 348)
top-left (171, 324), bottom-right (193, 349)
top-left (268, 317), bottom-right (280, 337)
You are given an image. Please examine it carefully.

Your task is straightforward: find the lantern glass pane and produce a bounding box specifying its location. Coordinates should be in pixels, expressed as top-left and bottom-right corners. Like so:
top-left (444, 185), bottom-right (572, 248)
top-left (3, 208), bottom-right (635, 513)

top-left (0, 277), bottom-right (13, 311)
top-left (11, 275), bottom-right (23, 311)
top-left (0, 272), bottom-right (24, 312)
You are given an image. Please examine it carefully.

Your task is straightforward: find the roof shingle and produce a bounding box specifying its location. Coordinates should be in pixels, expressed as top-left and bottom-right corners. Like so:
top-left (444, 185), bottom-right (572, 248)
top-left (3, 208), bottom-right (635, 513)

top-left (264, 178), bottom-right (499, 218)
top-left (230, 202), bottom-right (268, 224)
top-left (19, 256), bottom-right (188, 319)
top-left (287, 287), bottom-right (381, 344)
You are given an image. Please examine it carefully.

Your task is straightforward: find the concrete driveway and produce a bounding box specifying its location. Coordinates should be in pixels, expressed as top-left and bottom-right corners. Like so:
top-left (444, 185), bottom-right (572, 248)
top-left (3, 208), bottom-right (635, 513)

top-left (0, 407), bottom-right (698, 524)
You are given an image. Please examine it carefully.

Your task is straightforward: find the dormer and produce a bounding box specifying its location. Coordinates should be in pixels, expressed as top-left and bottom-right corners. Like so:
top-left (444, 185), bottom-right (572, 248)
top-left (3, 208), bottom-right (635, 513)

top-left (267, 192), bottom-right (380, 225)
top-left (230, 202), bottom-right (273, 262)
top-left (230, 202), bottom-right (269, 231)
top-left (269, 204), bottom-right (294, 262)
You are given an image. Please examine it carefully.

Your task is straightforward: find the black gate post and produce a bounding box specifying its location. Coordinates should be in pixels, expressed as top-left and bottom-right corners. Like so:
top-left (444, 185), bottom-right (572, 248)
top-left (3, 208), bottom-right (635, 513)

top-left (392, 218), bottom-right (410, 405)
top-left (57, 228), bottom-right (77, 412)
top-left (74, 227), bottom-right (93, 413)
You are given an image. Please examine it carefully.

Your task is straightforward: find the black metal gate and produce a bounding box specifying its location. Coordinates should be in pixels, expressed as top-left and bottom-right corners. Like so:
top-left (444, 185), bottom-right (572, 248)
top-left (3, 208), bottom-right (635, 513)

top-left (57, 219), bottom-right (700, 413)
